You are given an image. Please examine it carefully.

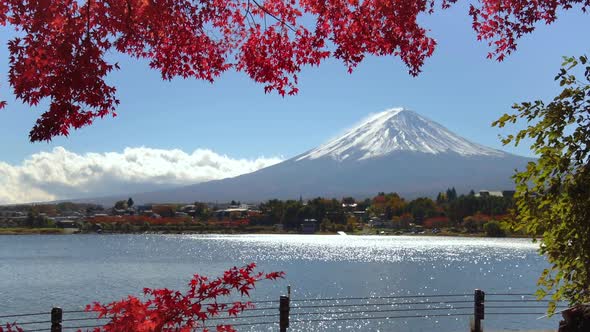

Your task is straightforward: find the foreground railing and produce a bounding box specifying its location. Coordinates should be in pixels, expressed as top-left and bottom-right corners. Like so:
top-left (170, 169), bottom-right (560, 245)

top-left (0, 289), bottom-right (568, 332)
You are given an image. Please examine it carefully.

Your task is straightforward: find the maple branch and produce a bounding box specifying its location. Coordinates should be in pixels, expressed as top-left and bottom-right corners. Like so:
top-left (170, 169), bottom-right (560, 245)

top-left (250, 0), bottom-right (297, 32)
top-left (86, 0), bottom-right (91, 41)
top-left (123, 0), bottom-right (134, 36)
top-left (244, 0), bottom-right (254, 28)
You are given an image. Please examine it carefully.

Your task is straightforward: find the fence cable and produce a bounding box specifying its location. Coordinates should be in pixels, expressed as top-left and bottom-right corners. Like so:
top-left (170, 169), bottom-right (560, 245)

top-left (207, 313), bottom-right (280, 321)
top-left (215, 300), bottom-right (279, 305)
top-left (292, 306), bottom-right (473, 316)
top-left (486, 299), bottom-right (565, 303)
top-left (486, 305), bottom-right (566, 309)
top-left (486, 312), bottom-right (547, 315)
top-left (294, 300), bottom-right (472, 309)
top-left (62, 310), bottom-right (90, 314)
top-left (239, 306), bottom-right (277, 311)
top-left (486, 293), bottom-right (558, 296)
top-left (292, 312), bottom-right (473, 323)
top-left (4, 320), bottom-right (51, 326)
top-left (61, 317), bottom-right (109, 323)
top-left (61, 325), bottom-right (104, 330)
top-left (0, 312), bottom-right (48, 319)
top-left (222, 321), bottom-right (278, 327)
top-left (291, 294), bottom-right (470, 302)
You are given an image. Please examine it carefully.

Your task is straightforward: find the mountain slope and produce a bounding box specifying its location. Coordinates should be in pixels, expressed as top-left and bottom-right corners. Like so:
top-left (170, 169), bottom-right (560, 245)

top-left (92, 108), bottom-right (532, 204)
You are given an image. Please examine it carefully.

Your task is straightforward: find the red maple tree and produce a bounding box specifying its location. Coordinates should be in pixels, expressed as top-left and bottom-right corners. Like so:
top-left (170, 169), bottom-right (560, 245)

top-left (0, 324), bottom-right (22, 332)
top-left (0, 263), bottom-right (283, 332)
top-left (84, 263), bottom-right (283, 331)
top-left (0, 0), bottom-right (587, 141)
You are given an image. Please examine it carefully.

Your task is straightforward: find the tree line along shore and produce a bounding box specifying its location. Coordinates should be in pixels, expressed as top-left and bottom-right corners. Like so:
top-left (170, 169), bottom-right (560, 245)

top-left (0, 188), bottom-right (524, 237)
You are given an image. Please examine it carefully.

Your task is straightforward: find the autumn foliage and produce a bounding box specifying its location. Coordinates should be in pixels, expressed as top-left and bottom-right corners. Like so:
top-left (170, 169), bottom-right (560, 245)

top-left (1, 0), bottom-right (586, 141)
top-left (0, 264), bottom-right (283, 332)
top-left (422, 216), bottom-right (451, 229)
top-left (83, 263), bottom-right (283, 331)
top-left (0, 324), bottom-right (22, 332)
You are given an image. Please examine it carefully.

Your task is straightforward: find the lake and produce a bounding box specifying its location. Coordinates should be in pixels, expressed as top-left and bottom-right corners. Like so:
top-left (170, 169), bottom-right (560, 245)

top-left (0, 234), bottom-right (560, 331)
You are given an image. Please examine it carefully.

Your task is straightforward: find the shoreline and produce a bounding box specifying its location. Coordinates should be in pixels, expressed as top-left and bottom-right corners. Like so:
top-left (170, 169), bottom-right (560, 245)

top-left (0, 227), bottom-right (533, 238)
top-left (0, 227), bottom-right (66, 235)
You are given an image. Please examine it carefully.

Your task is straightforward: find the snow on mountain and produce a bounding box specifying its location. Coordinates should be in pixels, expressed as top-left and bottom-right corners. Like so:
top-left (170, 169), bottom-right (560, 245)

top-left (297, 108), bottom-right (505, 162)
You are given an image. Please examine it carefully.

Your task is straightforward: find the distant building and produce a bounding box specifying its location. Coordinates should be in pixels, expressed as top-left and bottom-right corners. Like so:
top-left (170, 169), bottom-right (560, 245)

top-left (368, 218), bottom-right (390, 228)
top-left (113, 209), bottom-right (128, 215)
top-left (53, 215), bottom-right (82, 222)
top-left (342, 203), bottom-right (358, 208)
top-left (214, 208), bottom-right (249, 220)
top-left (477, 190), bottom-right (504, 198)
top-left (476, 190), bottom-right (515, 198)
top-left (55, 220), bottom-right (78, 229)
top-left (135, 205), bottom-right (153, 213)
top-left (353, 210), bottom-right (367, 221)
top-left (180, 205), bottom-right (196, 213)
top-left (300, 219), bottom-right (317, 234)
top-left (0, 211), bottom-right (25, 218)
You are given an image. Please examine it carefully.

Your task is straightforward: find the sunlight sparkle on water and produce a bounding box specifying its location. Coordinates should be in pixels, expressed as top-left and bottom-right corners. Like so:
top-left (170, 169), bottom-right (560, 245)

top-left (181, 234), bottom-right (538, 263)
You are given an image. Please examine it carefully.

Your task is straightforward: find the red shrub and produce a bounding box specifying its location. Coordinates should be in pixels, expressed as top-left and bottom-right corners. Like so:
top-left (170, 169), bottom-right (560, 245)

top-left (472, 213), bottom-right (492, 223)
top-left (423, 216), bottom-right (451, 229)
top-left (84, 263), bottom-right (283, 331)
top-left (0, 323), bottom-right (23, 332)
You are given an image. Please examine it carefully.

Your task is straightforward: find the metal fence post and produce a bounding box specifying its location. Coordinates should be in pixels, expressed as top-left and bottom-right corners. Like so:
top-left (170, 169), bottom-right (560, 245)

top-left (473, 289), bottom-right (485, 332)
top-left (279, 294), bottom-right (290, 332)
top-left (51, 307), bottom-right (62, 332)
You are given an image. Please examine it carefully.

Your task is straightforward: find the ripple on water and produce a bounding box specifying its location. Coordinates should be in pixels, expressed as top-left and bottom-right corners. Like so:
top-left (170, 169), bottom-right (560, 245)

top-left (174, 234), bottom-right (539, 263)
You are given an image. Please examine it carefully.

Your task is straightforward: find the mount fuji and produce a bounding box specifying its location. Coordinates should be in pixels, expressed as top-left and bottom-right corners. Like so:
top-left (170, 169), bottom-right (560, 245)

top-left (297, 108), bottom-right (506, 161)
top-left (99, 108), bottom-right (532, 204)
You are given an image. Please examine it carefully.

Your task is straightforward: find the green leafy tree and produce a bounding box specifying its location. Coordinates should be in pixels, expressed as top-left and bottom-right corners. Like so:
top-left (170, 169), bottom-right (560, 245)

top-left (114, 200), bottom-right (128, 210)
top-left (483, 221), bottom-right (506, 237)
top-left (320, 218), bottom-right (334, 232)
top-left (407, 197), bottom-right (436, 223)
top-left (446, 187), bottom-right (457, 201)
top-left (192, 202), bottom-right (210, 221)
top-left (461, 216), bottom-right (479, 233)
top-left (280, 200), bottom-right (302, 229)
top-left (436, 192), bottom-right (447, 204)
top-left (127, 197), bottom-right (134, 208)
top-left (493, 55), bottom-right (590, 311)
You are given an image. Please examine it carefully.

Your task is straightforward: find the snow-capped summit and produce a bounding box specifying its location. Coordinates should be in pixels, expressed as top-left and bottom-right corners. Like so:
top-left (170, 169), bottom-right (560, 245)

top-left (297, 108), bottom-right (505, 162)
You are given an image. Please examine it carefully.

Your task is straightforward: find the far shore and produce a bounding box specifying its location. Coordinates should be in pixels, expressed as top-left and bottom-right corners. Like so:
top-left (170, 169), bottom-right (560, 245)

top-left (0, 227), bottom-right (66, 235)
top-left (0, 227), bottom-right (534, 239)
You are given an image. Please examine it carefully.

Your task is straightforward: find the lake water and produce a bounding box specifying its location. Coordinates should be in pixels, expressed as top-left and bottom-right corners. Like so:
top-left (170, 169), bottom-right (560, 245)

top-left (0, 234), bottom-right (560, 331)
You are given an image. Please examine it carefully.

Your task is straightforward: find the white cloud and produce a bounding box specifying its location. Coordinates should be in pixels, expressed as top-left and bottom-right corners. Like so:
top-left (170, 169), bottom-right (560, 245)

top-left (0, 147), bottom-right (283, 204)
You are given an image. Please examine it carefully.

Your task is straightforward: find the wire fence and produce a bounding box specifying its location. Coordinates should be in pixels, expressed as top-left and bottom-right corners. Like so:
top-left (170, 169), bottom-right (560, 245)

top-left (0, 290), bottom-right (570, 332)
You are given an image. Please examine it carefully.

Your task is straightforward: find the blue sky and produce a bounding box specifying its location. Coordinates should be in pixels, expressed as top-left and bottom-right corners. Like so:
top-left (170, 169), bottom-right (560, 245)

top-left (0, 4), bottom-right (588, 203)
